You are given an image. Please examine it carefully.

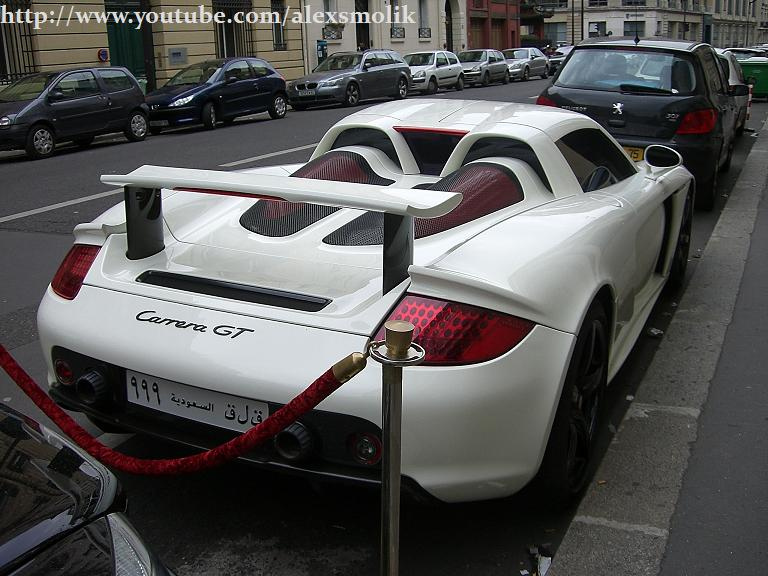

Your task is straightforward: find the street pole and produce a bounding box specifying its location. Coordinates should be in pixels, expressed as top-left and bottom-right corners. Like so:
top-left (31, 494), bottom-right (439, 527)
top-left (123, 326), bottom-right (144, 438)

top-left (683, 0), bottom-right (687, 41)
top-left (581, 0), bottom-right (584, 40)
top-left (571, 0), bottom-right (575, 44)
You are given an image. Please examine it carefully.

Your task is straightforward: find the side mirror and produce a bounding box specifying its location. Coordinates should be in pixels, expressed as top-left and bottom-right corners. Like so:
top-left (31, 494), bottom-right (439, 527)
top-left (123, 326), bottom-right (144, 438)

top-left (645, 144), bottom-right (682, 169)
top-left (48, 90), bottom-right (65, 102)
top-left (730, 84), bottom-right (749, 97)
top-left (363, 60), bottom-right (372, 70)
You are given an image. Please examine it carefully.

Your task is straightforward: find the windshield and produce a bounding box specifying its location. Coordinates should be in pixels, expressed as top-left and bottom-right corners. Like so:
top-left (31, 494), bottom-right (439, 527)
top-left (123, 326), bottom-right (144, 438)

top-left (0, 73), bottom-right (56, 102)
top-left (314, 53), bottom-right (362, 72)
top-left (458, 51), bottom-right (486, 63)
top-left (557, 49), bottom-right (696, 94)
top-left (503, 49), bottom-right (528, 60)
top-left (167, 61), bottom-right (223, 86)
top-left (405, 53), bottom-right (435, 66)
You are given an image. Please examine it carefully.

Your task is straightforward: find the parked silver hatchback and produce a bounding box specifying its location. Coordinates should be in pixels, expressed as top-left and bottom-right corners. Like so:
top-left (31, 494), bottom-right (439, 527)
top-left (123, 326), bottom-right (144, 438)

top-left (457, 49), bottom-right (510, 86)
top-left (404, 50), bottom-right (465, 93)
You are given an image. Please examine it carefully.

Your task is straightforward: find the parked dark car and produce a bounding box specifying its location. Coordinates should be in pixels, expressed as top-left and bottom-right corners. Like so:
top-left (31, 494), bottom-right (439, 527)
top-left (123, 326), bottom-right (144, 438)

top-left (457, 49), bottom-right (509, 86)
top-left (537, 37), bottom-right (748, 210)
top-left (0, 67), bottom-right (148, 159)
top-left (145, 57), bottom-right (287, 133)
top-left (0, 403), bottom-right (173, 575)
top-left (287, 50), bottom-right (410, 109)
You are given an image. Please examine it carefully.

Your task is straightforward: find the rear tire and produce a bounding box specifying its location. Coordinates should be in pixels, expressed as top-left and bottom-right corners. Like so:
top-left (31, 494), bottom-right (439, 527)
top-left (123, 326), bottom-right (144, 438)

top-left (695, 168), bottom-right (718, 211)
top-left (124, 110), bottom-right (148, 141)
top-left (481, 72), bottom-right (490, 87)
top-left (502, 70), bottom-right (510, 84)
top-left (537, 301), bottom-right (608, 506)
top-left (541, 66), bottom-right (549, 79)
top-left (268, 92), bottom-right (288, 119)
top-left (202, 101), bottom-right (217, 129)
top-left (395, 76), bottom-right (408, 99)
top-left (427, 77), bottom-right (438, 94)
top-left (455, 75), bottom-right (464, 91)
top-left (667, 192), bottom-right (693, 291)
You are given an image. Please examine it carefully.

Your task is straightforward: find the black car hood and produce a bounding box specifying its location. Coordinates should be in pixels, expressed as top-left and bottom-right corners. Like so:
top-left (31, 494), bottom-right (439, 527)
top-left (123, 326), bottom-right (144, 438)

top-left (146, 83), bottom-right (205, 104)
top-left (0, 404), bottom-right (120, 568)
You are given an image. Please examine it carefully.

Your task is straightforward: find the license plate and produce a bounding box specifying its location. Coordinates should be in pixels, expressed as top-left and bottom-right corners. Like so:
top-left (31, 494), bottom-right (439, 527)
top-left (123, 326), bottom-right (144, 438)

top-left (298, 90), bottom-right (315, 96)
top-left (150, 120), bottom-right (169, 127)
top-left (126, 370), bottom-right (269, 433)
top-left (623, 146), bottom-right (645, 161)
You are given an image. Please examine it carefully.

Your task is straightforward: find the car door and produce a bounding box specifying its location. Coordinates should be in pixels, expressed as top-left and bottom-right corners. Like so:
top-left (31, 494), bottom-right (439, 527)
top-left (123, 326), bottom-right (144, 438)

top-left (248, 58), bottom-right (276, 111)
top-left (359, 53), bottom-right (382, 98)
top-left (219, 60), bottom-right (256, 116)
top-left (435, 52), bottom-right (453, 86)
top-left (698, 47), bottom-right (734, 164)
top-left (46, 70), bottom-right (110, 138)
top-left (491, 51), bottom-right (506, 80)
top-left (531, 48), bottom-right (547, 76)
top-left (96, 68), bottom-right (142, 130)
top-left (376, 52), bottom-right (399, 96)
top-left (446, 52), bottom-right (462, 83)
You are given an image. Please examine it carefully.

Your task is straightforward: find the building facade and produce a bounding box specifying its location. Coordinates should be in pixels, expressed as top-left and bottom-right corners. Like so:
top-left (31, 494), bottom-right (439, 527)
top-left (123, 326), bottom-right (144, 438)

top-left (465, 0), bottom-right (521, 50)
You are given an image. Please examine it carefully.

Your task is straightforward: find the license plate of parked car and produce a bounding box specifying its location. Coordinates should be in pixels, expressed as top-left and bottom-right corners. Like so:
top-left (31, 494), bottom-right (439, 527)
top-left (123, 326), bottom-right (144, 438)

top-left (623, 146), bottom-right (645, 161)
top-left (126, 370), bottom-right (269, 432)
top-left (298, 90), bottom-right (315, 96)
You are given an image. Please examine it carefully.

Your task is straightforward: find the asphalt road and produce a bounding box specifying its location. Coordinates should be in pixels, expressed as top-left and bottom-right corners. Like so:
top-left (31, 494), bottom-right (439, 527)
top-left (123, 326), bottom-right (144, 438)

top-left (0, 79), bottom-right (764, 575)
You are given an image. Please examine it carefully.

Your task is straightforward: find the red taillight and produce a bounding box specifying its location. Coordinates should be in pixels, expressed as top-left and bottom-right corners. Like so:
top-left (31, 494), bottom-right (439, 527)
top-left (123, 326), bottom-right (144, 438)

top-left (51, 244), bottom-right (100, 300)
top-left (536, 95), bottom-right (558, 107)
top-left (676, 109), bottom-right (717, 134)
top-left (375, 295), bottom-right (535, 365)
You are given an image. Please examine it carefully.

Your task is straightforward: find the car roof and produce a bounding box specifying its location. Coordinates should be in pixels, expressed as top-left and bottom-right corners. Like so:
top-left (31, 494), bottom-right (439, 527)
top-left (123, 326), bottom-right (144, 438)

top-left (576, 36), bottom-right (704, 52)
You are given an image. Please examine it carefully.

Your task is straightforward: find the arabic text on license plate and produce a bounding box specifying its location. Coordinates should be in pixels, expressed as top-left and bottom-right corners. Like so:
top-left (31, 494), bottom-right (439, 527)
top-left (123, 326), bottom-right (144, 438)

top-left (150, 120), bottom-right (169, 127)
top-left (126, 370), bottom-right (269, 433)
top-left (623, 146), bottom-right (644, 162)
top-left (298, 90), bottom-right (315, 96)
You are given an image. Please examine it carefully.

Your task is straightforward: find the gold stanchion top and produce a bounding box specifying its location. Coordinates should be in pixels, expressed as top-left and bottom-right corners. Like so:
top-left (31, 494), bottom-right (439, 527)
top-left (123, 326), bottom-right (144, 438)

top-left (384, 320), bottom-right (415, 360)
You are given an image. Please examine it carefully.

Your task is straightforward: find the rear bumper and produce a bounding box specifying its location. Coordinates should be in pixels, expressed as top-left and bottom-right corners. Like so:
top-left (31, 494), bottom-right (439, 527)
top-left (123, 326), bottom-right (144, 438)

top-left (38, 280), bottom-right (576, 502)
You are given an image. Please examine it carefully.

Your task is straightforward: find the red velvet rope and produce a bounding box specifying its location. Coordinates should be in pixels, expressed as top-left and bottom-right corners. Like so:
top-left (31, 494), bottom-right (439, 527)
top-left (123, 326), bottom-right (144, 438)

top-left (0, 344), bottom-right (344, 475)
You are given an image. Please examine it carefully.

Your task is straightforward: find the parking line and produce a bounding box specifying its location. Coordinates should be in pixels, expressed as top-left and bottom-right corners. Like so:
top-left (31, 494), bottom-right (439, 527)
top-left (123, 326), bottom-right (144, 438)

top-left (0, 188), bottom-right (124, 224)
top-left (220, 142), bottom-right (319, 167)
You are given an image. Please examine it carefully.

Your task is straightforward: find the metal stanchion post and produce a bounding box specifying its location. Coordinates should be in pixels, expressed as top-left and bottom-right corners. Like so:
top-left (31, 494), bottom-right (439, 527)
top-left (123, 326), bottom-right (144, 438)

top-left (369, 321), bottom-right (425, 576)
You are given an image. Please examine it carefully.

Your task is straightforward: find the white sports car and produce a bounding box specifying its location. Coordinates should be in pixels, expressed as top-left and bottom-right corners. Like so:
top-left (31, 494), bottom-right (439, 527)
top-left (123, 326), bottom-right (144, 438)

top-left (37, 99), bottom-right (693, 504)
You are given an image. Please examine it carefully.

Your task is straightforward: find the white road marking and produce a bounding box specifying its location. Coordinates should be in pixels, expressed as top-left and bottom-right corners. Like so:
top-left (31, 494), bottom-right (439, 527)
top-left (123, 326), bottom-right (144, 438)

top-left (574, 515), bottom-right (669, 538)
top-left (220, 142), bottom-right (319, 167)
top-left (0, 143), bottom-right (321, 223)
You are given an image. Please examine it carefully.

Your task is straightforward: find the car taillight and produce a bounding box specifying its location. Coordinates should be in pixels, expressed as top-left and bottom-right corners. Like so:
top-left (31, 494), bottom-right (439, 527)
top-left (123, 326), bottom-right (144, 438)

top-left (676, 109), bottom-right (717, 134)
top-left (375, 294), bottom-right (535, 366)
top-left (51, 244), bottom-right (100, 300)
top-left (536, 95), bottom-right (558, 107)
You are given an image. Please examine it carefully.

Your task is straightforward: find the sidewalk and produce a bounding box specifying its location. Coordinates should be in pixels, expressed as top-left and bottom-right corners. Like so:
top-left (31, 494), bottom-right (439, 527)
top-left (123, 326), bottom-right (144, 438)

top-left (550, 125), bottom-right (768, 575)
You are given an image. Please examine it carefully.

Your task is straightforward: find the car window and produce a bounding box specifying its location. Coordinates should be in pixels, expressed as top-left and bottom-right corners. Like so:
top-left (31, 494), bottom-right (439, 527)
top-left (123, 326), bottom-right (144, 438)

top-left (363, 54), bottom-right (379, 68)
top-left (555, 129), bottom-right (636, 192)
top-left (447, 53), bottom-right (459, 65)
top-left (248, 59), bottom-right (272, 78)
top-left (458, 51), bottom-right (486, 63)
top-left (378, 52), bottom-right (395, 66)
top-left (314, 53), bottom-right (362, 72)
top-left (225, 60), bottom-right (252, 81)
top-left (0, 73), bottom-right (56, 102)
top-left (557, 48), bottom-right (697, 94)
top-left (98, 69), bottom-right (134, 92)
top-left (405, 52), bottom-right (435, 66)
top-left (533, 48), bottom-right (544, 58)
top-left (436, 53), bottom-right (448, 67)
top-left (167, 60), bottom-right (223, 86)
top-left (504, 49), bottom-right (529, 60)
top-left (390, 52), bottom-right (406, 64)
top-left (700, 48), bottom-right (727, 94)
top-left (54, 71), bottom-right (101, 99)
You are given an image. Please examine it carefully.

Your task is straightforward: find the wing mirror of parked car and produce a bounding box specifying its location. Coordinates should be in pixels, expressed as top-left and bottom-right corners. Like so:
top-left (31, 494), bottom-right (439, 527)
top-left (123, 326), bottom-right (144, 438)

top-left (48, 90), bottom-right (65, 102)
top-left (225, 75), bottom-right (238, 84)
top-left (644, 145), bottom-right (683, 170)
top-left (729, 84), bottom-right (749, 97)
top-left (363, 60), bottom-right (373, 70)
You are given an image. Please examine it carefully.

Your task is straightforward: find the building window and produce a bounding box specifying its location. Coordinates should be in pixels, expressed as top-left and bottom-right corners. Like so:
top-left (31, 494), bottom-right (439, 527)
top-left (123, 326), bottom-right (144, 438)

top-left (715, 0), bottom-right (721, 11)
top-left (271, 0), bottom-right (287, 50)
top-left (0, 0), bottom-right (37, 83)
top-left (621, 0), bottom-right (646, 6)
top-left (588, 21), bottom-right (607, 36)
top-left (543, 22), bottom-right (568, 42)
top-left (623, 20), bottom-right (646, 36)
top-left (588, 0), bottom-right (608, 6)
top-left (419, 0), bottom-right (429, 28)
top-left (213, 0), bottom-right (255, 57)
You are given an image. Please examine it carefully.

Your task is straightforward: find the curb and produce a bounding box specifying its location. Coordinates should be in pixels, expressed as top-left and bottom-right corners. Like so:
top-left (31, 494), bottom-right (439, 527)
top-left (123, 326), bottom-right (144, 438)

top-left (549, 124), bottom-right (768, 576)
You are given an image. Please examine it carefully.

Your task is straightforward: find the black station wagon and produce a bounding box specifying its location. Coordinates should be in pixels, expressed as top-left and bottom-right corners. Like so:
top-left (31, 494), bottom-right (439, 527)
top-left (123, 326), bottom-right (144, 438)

top-left (0, 67), bottom-right (148, 159)
top-left (537, 38), bottom-right (748, 210)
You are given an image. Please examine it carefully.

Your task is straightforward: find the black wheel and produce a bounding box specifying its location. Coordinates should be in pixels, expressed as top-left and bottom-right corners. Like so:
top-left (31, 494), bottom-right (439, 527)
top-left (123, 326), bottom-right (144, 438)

top-left (538, 301), bottom-right (608, 505)
top-left (522, 67), bottom-right (530, 81)
top-left (291, 103), bottom-right (308, 111)
top-left (202, 101), bottom-right (217, 129)
top-left (667, 193), bottom-right (693, 291)
top-left (720, 141), bottom-right (733, 173)
top-left (25, 124), bottom-right (55, 159)
top-left (481, 72), bottom-right (490, 87)
top-left (502, 70), bottom-right (510, 84)
top-left (74, 136), bottom-right (94, 148)
top-left (455, 75), bottom-right (464, 91)
top-left (695, 167), bottom-right (718, 211)
top-left (343, 83), bottom-right (360, 106)
top-left (149, 126), bottom-right (163, 136)
top-left (124, 110), bottom-right (148, 141)
top-left (541, 66), bottom-right (549, 79)
top-left (395, 76), bottom-right (408, 99)
top-left (268, 93), bottom-right (288, 119)
top-left (427, 77), bottom-right (438, 95)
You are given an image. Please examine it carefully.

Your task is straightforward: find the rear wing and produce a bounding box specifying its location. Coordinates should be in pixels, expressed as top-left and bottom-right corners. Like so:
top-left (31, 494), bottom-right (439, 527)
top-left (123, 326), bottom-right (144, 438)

top-left (101, 165), bottom-right (462, 294)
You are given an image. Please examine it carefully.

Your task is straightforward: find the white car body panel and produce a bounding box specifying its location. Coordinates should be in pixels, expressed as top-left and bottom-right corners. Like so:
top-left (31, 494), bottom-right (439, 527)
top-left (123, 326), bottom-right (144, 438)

top-left (37, 99), bottom-right (693, 502)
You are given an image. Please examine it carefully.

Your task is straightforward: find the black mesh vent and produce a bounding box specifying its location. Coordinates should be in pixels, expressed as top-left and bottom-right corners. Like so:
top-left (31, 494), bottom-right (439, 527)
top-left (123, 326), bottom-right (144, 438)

top-left (239, 151), bottom-right (394, 237)
top-left (323, 163), bottom-right (524, 246)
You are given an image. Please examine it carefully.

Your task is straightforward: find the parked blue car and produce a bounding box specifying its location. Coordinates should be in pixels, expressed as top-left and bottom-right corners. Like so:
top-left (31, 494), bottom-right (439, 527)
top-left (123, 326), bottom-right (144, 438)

top-left (145, 57), bottom-right (287, 133)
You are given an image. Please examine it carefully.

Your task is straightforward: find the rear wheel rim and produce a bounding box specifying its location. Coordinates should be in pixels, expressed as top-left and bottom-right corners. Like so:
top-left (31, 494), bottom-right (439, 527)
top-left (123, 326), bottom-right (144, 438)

top-left (347, 84), bottom-right (359, 105)
top-left (398, 78), bottom-right (407, 97)
top-left (274, 95), bottom-right (287, 117)
top-left (34, 128), bottom-right (53, 154)
top-left (131, 114), bottom-right (147, 137)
